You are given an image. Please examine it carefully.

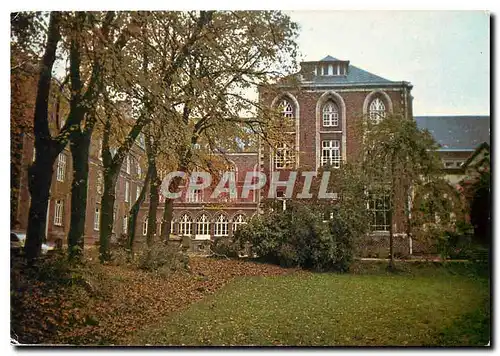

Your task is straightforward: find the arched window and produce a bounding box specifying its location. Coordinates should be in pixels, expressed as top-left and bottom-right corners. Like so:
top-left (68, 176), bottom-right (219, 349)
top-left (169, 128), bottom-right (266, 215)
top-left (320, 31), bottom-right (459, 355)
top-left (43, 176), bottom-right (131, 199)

top-left (280, 99), bottom-right (294, 118)
top-left (142, 217), bottom-right (148, 236)
top-left (369, 98), bottom-right (386, 123)
top-left (179, 214), bottom-right (192, 236)
top-left (322, 101), bottom-right (339, 127)
top-left (196, 214), bottom-right (210, 237)
top-left (232, 214), bottom-right (247, 232)
top-left (214, 214), bottom-right (229, 237)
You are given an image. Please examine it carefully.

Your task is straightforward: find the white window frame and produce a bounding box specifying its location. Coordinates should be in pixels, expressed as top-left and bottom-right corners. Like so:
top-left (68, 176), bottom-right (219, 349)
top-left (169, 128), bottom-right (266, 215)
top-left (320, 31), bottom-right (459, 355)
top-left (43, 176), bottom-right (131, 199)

top-left (369, 98), bottom-right (386, 124)
top-left (142, 217), bottom-right (148, 236)
top-left (56, 153), bottom-right (66, 182)
top-left (195, 214), bottom-right (211, 240)
top-left (125, 181), bottom-right (130, 202)
top-left (179, 214), bottom-right (192, 236)
top-left (98, 139), bottom-right (103, 161)
top-left (322, 102), bottom-right (339, 127)
top-left (96, 171), bottom-right (103, 195)
top-left (274, 142), bottom-right (295, 169)
top-left (136, 186), bottom-right (141, 201)
top-left (368, 193), bottom-right (391, 232)
top-left (54, 200), bottom-right (63, 226)
top-left (280, 99), bottom-right (294, 118)
top-left (94, 207), bottom-right (100, 231)
top-left (187, 189), bottom-right (203, 203)
top-left (32, 147), bottom-right (36, 162)
top-left (321, 140), bottom-right (341, 168)
top-left (214, 214), bottom-right (229, 237)
top-left (126, 155), bottom-right (130, 174)
top-left (123, 215), bottom-right (128, 233)
top-left (232, 214), bottom-right (247, 232)
top-left (137, 163), bottom-right (142, 178)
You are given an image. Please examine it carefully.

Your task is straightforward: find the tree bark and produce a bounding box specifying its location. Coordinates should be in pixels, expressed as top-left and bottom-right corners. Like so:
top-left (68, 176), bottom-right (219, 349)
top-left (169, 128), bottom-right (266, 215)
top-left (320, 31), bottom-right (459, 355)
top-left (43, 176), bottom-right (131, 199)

top-left (146, 164), bottom-right (160, 246)
top-left (24, 12), bottom-right (62, 263)
top-left (67, 128), bottom-right (92, 260)
top-left (127, 166), bottom-right (152, 253)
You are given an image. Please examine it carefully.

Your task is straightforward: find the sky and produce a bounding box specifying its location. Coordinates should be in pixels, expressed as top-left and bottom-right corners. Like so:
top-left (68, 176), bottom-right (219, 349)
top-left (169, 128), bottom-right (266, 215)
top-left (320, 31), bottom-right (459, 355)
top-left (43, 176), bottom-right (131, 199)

top-left (285, 10), bottom-right (490, 116)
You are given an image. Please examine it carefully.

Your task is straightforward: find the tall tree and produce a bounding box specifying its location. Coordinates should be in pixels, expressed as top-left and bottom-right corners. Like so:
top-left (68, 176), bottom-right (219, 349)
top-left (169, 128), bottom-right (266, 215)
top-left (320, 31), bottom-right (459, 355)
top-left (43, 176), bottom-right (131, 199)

top-left (98, 11), bottom-right (215, 262)
top-left (359, 113), bottom-right (443, 269)
top-left (24, 12), bottom-right (63, 262)
top-left (67, 11), bottom-right (133, 260)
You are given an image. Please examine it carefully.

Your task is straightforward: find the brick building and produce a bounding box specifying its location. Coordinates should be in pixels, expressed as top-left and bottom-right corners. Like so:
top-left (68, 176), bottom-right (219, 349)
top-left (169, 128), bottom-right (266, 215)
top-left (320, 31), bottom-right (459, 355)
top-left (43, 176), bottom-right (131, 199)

top-left (12, 55), bottom-right (490, 252)
top-left (259, 55), bottom-right (414, 234)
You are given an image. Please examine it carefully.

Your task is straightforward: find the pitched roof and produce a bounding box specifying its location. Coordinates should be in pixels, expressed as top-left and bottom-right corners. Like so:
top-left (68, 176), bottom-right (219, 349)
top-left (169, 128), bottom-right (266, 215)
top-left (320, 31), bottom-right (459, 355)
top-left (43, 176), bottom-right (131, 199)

top-left (414, 116), bottom-right (490, 150)
top-left (320, 55), bottom-right (340, 61)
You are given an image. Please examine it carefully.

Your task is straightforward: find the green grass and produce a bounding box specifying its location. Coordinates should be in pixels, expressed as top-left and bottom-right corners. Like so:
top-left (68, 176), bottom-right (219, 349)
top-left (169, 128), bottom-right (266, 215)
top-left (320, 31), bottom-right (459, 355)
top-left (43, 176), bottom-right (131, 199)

top-left (129, 262), bottom-right (490, 346)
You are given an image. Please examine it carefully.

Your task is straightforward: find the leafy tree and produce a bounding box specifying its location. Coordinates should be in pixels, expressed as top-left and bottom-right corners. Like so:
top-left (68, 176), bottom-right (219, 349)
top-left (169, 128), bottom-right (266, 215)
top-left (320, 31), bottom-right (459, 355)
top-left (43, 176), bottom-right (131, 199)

top-left (359, 113), bottom-right (444, 269)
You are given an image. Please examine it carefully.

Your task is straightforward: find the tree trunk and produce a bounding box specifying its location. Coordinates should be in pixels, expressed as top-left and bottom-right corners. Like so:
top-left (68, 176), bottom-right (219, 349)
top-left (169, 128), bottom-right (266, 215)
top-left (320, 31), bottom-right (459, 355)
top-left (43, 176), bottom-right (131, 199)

top-left (67, 129), bottom-right (92, 260)
top-left (25, 152), bottom-right (57, 262)
top-left (24, 12), bottom-right (62, 263)
top-left (127, 166), bottom-right (152, 253)
top-left (99, 172), bottom-right (118, 262)
top-left (160, 176), bottom-right (182, 242)
top-left (146, 167), bottom-right (160, 246)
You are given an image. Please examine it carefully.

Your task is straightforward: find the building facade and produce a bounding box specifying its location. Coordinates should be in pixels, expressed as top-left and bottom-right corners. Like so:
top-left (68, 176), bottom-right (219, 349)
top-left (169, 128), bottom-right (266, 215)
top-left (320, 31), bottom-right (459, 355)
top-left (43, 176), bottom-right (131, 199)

top-left (258, 55), bottom-right (414, 234)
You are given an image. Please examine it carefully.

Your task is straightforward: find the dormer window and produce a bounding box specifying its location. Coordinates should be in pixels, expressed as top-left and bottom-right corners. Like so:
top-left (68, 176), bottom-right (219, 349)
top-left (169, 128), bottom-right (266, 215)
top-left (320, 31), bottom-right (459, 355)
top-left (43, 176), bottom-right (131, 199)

top-left (316, 61), bottom-right (348, 77)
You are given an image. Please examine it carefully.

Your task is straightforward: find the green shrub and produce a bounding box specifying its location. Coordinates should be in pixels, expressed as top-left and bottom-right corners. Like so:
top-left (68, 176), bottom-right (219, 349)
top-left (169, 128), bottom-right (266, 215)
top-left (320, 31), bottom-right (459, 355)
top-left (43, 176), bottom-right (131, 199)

top-left (211, 237), bottom-right (241, 258)
top-left (234, 202), bottom-right (364, 272)
top-left (136, 243), bottom-right (189, 274)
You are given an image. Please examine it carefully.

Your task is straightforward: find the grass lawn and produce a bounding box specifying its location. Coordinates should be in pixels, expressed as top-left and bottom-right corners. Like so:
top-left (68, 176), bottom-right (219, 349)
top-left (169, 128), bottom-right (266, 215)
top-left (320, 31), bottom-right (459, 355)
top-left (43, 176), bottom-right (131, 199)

top-left (129, 262), bottom-right (490, 346)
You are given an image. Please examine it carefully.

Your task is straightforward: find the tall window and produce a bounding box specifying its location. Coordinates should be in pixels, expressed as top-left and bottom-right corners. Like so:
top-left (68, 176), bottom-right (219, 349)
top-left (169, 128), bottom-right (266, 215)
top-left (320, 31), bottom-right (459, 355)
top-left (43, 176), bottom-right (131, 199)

top-left (369, 98), bottom-right (386, 124)
top-left (125, 181), bottom-right (130, 202)
top-left (322, 102), bottom-right (339, 127)
top-left (57, 153), bottom-right (66, 182)
top-left (54, 200), bottom-right (63, 226)
top-left (214, 214), bottom-right (229, 237)
top-left (137, 163), bottom-right (142, 178)
top-left (368, 193), bottom-right (390, 232)
top-left (125, 155), bottom-right (130, 174)
top-left (280, 99), bottom-right (294, 118)
top-left (187, 189), bottom-right (203, 203)
top-left (179, 214), bottom-right (192, 236)
top-left (123, 215), bottom-right (128, 233)
top-left (321, 140), bottom-right (341, 168)
top-left (136, 186), bottom-right (141, 201)
top-left (196, 214), bottom-right (210, 236)
top-left (275, 142), bottom-right (295, 169)
top-left (96, 171), bottom-right (103, 195)
top-left (142, 217), bottom-right (148, 236)
top-left (94, 207), bottom-right (100, 231)
top-left (232, 214), bottom-right (247, 232)
top-left (98, 139), bottom-right (103, 161)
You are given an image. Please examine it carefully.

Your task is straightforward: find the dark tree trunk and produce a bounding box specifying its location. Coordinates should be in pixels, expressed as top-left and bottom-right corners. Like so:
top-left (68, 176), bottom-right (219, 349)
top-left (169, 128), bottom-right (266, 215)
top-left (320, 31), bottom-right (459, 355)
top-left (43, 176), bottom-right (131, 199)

top-left (160, 176), bottom-right (182, 242)
top-left (99, 172), bottom-right (118, 262)
top-left (146, 168), bottom-right (160, 246)
top-left (127, 166), bottom-right (152, 253)
top-left (67, 129), bottom-right (92, 260)
top-left (26, 151), bottom-right (57, 262)
top-left (24, 12), bottom-right (62, 263)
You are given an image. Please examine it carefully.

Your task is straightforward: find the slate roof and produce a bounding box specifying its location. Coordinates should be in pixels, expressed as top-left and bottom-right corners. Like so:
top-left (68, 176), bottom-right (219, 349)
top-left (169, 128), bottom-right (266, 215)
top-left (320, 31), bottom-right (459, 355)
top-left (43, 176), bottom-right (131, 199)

top-left (320, 55), bottom-right (340, 61)
top-left (303, 55), bottom-right (396, 85)
top-left (414, 116), bottom-right (490, 150)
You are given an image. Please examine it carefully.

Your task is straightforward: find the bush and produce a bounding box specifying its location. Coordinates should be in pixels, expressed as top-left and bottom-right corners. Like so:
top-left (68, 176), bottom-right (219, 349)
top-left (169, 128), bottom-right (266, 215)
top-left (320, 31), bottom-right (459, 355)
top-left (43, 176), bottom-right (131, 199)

top-left (136, 243), bottom-right (189, 274)
top-left (234, 201), bottom-right (364, 272)
top-left (211, 237), bottom-right (241, 258)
